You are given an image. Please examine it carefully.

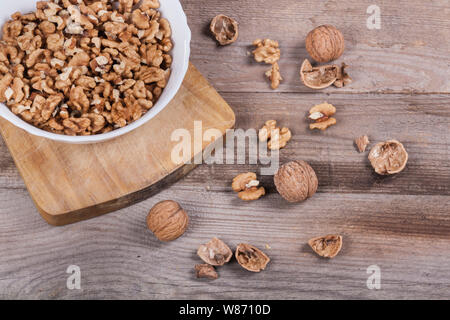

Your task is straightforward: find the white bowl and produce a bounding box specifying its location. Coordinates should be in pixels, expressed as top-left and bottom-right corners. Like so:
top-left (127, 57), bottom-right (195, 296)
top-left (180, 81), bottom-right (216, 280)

top-left (0, 0), bottom-right (191, 144)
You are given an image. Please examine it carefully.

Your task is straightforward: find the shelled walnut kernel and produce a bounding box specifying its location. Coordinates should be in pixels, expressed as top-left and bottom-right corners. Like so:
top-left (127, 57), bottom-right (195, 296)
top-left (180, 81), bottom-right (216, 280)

top-left (232, 172), bottom-right (265, 201)
top-left (265, 62), bottom-right (282, 90)
top-left (334, 63), bottom-right (352, 88)
top-left (259, 120), bottom-right (291, 150)
top-left (308, 102), bottom-right (337, 131)
top-left (252, 39), bottom-right (282, 89)
top-left (252, 39), bottom-right (280, 64)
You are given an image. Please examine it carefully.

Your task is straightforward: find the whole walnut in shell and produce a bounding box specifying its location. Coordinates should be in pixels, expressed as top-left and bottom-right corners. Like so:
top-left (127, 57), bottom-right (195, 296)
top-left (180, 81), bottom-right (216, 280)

top-left (146, 200), bottom-right (188, 241)
top-left (210, 14), bottom-right (239, 45)
top-left (274, 160), bottom-right (318, 202)
top-left (305, 25), bottom-right (345, 63)
top-left (368, 140), bottom-right (408, 175)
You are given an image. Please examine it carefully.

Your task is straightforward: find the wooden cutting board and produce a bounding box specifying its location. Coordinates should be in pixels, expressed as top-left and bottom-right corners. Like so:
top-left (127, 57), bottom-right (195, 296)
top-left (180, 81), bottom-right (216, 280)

top-left (0, 63), bottom-right (235, 226)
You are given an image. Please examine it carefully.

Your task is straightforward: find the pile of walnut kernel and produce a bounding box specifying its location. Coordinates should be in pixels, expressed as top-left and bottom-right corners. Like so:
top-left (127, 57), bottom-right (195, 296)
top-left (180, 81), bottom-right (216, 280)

top-left (0, 0), bottom-right (172, 135)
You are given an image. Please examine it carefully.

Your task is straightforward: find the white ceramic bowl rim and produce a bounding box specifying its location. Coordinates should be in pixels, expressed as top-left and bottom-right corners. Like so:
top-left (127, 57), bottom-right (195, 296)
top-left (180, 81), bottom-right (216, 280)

top-left (0, 0), bottom-right (191, 143)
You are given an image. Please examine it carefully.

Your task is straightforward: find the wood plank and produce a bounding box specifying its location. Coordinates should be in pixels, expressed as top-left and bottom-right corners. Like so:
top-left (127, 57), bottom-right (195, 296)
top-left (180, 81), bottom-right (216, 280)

top-left (0, 188), bottom-right (448, 299)
top-left (181, 0), bottom-right (450, 93)
top-left (178, 93), bottom-right (450, 196)
top-left (0, 64), bottom-right (235, 225)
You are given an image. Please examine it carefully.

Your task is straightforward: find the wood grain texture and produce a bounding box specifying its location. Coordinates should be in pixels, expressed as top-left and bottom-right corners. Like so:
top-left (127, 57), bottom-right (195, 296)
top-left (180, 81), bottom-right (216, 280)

top-left (0, 64), bottom-right (235, 225)
top-left (184, 0), bottom-right (450, 93)
top-left (0, 0), bottom-right (449, 300)
top-left (183, 93), bottom-right (450, 196)
top-left (0, 189), bottom-right (449, 299)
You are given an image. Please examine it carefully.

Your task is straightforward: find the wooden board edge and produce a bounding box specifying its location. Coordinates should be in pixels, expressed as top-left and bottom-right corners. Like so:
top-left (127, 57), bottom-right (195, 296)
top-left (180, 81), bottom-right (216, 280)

top-left (36, 123), bottom-right (235, 226)
top-left (35, 161), bottom-right (198, 226)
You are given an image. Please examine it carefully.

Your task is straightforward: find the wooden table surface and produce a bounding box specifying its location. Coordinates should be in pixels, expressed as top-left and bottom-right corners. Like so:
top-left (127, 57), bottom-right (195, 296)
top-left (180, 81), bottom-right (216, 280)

top-left (0, 0), bottom-right (449, 299)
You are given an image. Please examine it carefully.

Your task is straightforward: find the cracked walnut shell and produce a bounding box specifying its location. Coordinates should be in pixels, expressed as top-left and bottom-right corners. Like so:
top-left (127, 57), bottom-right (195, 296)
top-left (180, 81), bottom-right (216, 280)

top-left (146, 200), bottom-right (188, 241)
top-left (300, 59), bottom-right (351, 90)
top-left (235, 243), bottom-right (270, 272)
top-left (306, 25), bottom-right (345, 63)
top-left (274, 160), bottom-right (318, 203)
top-left (210, 14), bottom-right (239, 45)
top-left (308, 235), bottom-right (343, 258)
top-left (195, 264), bottom-right (218, 280)
top-left (368, 140), bottom-right (408, 175)
top-left (197, 237), bottom-right (233, 266)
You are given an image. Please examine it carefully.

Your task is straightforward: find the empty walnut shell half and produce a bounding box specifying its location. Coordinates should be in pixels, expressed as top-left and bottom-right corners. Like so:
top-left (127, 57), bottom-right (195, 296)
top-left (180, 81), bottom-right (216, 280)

top-left (300, 59), bottom-right (352, 90)
top-left (235, 243), bottom-right (270, 272)
top-left (368, 140), bottom-right (408, 175)
top-left (197, 237), bottom-right (233, 266)
top-left (305, 25), bottom-right (345, 63)
top-left (210, 14), bottom-right (239, 45)
top-left (274, 160), bottom-right (318, 203)
top-left (300, 59), bottom-right (338, 89)
top-left (308, 235), bottom-right (343, 258)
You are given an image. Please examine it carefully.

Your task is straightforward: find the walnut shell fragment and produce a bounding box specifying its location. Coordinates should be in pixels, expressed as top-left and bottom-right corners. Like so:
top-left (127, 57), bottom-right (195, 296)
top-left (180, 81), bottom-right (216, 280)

top-left (265, 62), bottom-right (282, 89)
top-left (368, 140), bottom-right (408, 175)
top-left (355, 135), bottom-right (370, 152)
top-left (235, 243), bottom-right (270, 272)
top-left (195, 264), bottom-right (218, 280)
top-left (306, 25), bottom-right (345, 63)
top-left (274, 160), bottom-right (318, 203)
top-left (210, 14), bottom-right (239, 45)
top-left (300, 59), bottom-right (351, 90)
top-left (197, 237), bottom-right (233, 266)
top-left (308, 235), bottom-right (343, 258)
